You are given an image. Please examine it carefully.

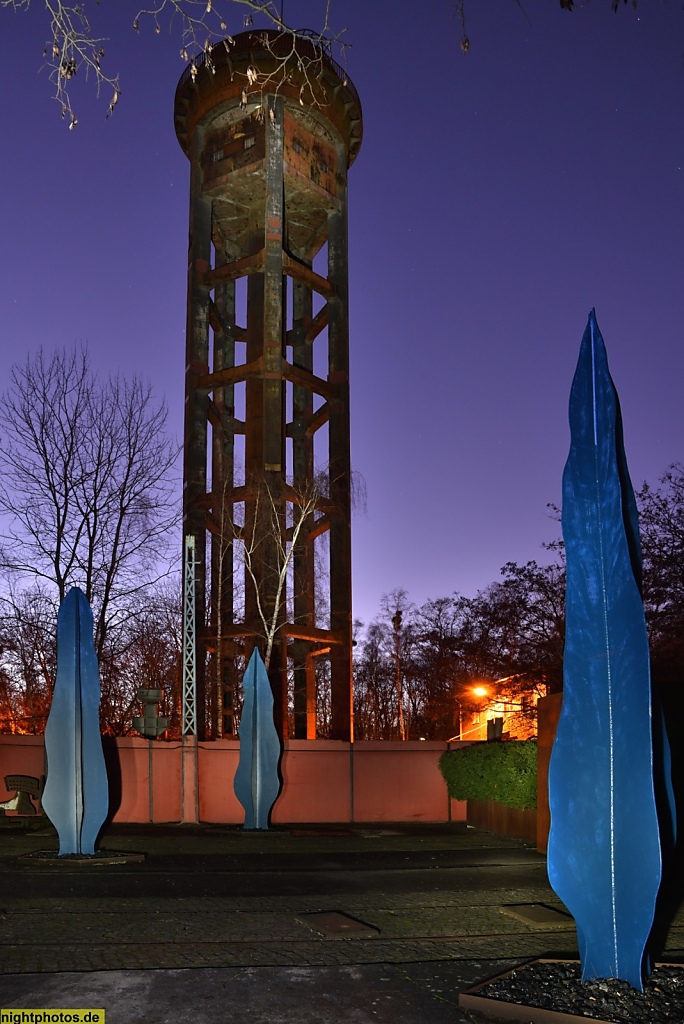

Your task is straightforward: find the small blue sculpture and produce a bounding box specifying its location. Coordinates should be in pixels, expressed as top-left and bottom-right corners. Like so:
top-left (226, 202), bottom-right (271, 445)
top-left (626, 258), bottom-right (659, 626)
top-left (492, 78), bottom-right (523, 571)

top-left (548, 310), bottom-right (669, 989)
top-left (42, 587), bottom-right (109, 855)
top-left (234, 648), bottom-right (281, 829)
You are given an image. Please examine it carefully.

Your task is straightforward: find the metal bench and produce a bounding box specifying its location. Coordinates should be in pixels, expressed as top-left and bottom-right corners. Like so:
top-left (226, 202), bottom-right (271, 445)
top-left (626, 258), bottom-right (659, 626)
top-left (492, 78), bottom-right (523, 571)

top-left (0, 774), bottom-right (45, 815)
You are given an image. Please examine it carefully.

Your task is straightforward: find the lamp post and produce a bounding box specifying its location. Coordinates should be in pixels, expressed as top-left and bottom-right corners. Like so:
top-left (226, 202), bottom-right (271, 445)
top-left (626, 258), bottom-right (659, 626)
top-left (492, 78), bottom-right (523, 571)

top-left (391, 610), bottom-right (406, 741)
top-left (452, 693), bottom-right (463, 741)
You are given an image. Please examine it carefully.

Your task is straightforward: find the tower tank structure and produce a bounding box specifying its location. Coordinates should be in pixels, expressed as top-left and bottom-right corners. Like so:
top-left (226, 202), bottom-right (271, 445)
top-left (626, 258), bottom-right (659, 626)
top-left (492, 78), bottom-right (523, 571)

top-left (175, 31), bottom-right (362, 740)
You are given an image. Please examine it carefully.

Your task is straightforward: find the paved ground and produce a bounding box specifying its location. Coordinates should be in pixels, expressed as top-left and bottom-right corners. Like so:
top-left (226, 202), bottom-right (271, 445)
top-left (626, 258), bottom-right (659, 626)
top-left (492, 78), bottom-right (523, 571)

top-left (0, 820), bottom-right (682, 1023)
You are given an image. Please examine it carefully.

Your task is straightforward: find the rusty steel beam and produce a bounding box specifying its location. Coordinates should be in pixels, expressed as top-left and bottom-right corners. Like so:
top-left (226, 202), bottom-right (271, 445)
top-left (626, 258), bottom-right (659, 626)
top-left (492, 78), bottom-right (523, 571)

top-left (204, 250), bottom-right (265, 286)
top-left (304, 403), bottom-right (329, 439)
top-left (197, 356), bottom-right (264, 391)
top-left (283, 254), bottom-right (335, 298)
top-left (287, 624), bottom-right (345, 645)
top-left (307, 514), bottom-right (332, 543)
top-left (208, 301), bottom-right (248, 344)
top-left (282, 362), bottom-right (336, 400)
top-left (303, 305), bottom-right (329, 345)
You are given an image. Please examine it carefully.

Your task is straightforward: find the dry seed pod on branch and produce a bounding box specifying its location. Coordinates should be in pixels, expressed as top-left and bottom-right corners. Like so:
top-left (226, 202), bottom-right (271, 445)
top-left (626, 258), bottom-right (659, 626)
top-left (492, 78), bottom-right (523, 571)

top-left (1, 0), bottom-right (341, 125)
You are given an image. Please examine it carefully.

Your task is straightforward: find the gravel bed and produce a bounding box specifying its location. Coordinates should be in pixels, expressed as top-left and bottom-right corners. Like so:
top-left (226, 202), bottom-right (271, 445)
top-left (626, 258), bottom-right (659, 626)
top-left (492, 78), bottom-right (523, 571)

top-left (478, 961), bottom-right (684, 1023)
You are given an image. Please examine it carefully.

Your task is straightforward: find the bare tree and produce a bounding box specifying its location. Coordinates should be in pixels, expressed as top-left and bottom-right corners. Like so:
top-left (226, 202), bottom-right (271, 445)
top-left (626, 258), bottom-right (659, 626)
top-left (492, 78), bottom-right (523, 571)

top-left (353, 619), bottom-right (398, 741)
top-left (100, 580), bottom-right (183, 735)
top-left (352, 590), bottom-right (417, 740)
top-left (0, 346), bottom-right (180, 663)
top-left (2, 0), bottom-right (343, 125)
top-left (3, 0), bottom-right (662, 126)
top-left (353, 563), bottom-right (565, 741)
top-left (638, 464), bottom-right (684, 690)
top-left (0, 574), bottom-right (184, 736)
top-left (452, 0), bottom-right (659, 57)
top-left (0, 582), bottom-right (57, 734)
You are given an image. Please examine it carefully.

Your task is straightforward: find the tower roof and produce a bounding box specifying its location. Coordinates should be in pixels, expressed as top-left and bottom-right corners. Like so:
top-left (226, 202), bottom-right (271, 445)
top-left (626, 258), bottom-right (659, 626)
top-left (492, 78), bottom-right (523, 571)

top-left (174, 29), bottom-right (362, 165)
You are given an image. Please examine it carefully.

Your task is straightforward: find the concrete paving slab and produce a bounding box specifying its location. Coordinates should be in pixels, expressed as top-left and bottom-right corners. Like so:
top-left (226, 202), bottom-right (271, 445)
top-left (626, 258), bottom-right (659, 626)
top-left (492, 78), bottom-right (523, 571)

top-left (295, 912), bottom-right (380, 938)
top-left (499, 904), bottom-right (574, 930)
top-left (0, 961), bottom-right (519, 1024)
top-left (0, 821), bottom-right (681, 1024)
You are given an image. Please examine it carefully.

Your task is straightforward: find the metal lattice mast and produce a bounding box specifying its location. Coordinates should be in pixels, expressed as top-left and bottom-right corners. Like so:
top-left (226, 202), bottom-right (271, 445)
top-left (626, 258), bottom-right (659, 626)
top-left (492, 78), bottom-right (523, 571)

top-left (182, 534), bottom-right (197, 736)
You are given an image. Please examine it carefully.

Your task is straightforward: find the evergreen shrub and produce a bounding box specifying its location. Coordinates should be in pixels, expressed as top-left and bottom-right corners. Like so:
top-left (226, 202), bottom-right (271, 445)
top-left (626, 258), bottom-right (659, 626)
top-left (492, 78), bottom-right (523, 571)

top-left (438, 740), bottom-right (537, 810)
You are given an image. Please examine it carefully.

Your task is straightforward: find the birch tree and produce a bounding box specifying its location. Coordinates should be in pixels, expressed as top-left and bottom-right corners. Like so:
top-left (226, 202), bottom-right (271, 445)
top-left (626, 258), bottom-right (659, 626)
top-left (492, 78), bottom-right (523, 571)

top-left (238, 477), bottom-right (322, 671)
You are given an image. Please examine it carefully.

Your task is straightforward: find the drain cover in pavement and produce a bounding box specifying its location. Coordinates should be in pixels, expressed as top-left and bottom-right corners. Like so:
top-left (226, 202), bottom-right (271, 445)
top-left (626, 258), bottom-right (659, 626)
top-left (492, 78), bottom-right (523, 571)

top-left (499, 903), bottom-right (574, 929)
top-left (295, 912), bottom-right (380, 938)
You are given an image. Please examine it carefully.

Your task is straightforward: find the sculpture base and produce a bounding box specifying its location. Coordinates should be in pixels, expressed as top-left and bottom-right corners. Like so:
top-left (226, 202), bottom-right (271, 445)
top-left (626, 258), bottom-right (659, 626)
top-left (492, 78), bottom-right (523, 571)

top-left (459, 959), bottom-right (684, 1023)
top-left (20, 850), bottom-right (145, 866)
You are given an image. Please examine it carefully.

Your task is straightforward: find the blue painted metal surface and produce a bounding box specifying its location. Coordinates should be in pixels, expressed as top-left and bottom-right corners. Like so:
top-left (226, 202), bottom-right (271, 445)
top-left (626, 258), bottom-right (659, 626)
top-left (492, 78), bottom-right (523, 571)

top-left (547, 311), bottom-right (664, 989)
top-left (42, 588), bottom-right (109, 855)
top-left (234, 648), bottom-right (282, 829)
top-left (652, 694), bottom-right (677, 863)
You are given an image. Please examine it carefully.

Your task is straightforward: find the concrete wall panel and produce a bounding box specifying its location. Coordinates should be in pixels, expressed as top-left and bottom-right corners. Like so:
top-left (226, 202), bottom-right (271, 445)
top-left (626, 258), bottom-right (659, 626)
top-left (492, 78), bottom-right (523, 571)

top-left (272, 741), bottom-right (352, 823)
top-left (113, 740), bottom-right (152, 822)
top-left (151, 742), bottom-right (182, 822)
top-left (0, 735), bottom-right (45, 796)
top-left (352, 742), bottom-right (450, 822)
top-left (198, 740), bottom-right (242, 823)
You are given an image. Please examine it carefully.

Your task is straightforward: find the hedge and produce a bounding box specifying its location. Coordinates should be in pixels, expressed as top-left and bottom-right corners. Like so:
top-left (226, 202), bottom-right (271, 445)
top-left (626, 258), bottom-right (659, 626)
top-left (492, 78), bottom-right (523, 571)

top-left (438, 740), bottom-right (537, 810)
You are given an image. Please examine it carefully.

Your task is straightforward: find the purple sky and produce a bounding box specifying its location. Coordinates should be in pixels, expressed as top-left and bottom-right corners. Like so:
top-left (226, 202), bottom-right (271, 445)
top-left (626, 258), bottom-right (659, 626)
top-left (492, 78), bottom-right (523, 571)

top-left (1, 1), bottom-right (683, 628)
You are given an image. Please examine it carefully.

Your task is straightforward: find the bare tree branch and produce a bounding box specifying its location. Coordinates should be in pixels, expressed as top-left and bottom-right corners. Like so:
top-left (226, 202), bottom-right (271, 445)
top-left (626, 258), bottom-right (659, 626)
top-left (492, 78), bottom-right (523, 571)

top-left (237, 478), bottom-right (320, 669)
top-left (2, 0), bottom-right (341, 125)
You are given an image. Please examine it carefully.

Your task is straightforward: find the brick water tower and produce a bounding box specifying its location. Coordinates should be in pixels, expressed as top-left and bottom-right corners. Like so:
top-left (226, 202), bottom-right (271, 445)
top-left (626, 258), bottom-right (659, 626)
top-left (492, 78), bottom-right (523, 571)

top-left (174, 31), bottom-right (362, 741)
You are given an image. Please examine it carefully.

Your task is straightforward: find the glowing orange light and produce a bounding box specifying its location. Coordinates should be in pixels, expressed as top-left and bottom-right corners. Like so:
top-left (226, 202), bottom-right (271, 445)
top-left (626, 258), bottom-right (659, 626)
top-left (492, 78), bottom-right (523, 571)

top-left (472, 686), bottom-right (488, 697)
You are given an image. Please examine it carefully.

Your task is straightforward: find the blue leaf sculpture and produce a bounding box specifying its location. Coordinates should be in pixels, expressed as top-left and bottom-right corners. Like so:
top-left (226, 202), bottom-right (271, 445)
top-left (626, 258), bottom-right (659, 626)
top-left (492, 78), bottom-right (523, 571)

top-left (234, 648), bottom-right (282, 829)
top-left (547, 311), bottom-right (663, 989)
top-left (42, 587), bottom-right (109, 855)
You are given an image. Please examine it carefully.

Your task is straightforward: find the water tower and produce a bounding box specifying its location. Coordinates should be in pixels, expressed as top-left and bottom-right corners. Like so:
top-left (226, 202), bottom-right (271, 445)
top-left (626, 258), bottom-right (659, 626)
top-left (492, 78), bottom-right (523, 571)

top-left (174, 31), bottom-right (362, 740)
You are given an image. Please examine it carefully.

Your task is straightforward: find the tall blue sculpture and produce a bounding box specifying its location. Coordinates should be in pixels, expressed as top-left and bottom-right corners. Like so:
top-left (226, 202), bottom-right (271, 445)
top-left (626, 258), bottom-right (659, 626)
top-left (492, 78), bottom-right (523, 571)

top-left (42, 587), bottom-right (109, 855)
top-left (233, 648), bottom-right (281, 829)
top-left (548, 311), bottom-right (668, 989)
